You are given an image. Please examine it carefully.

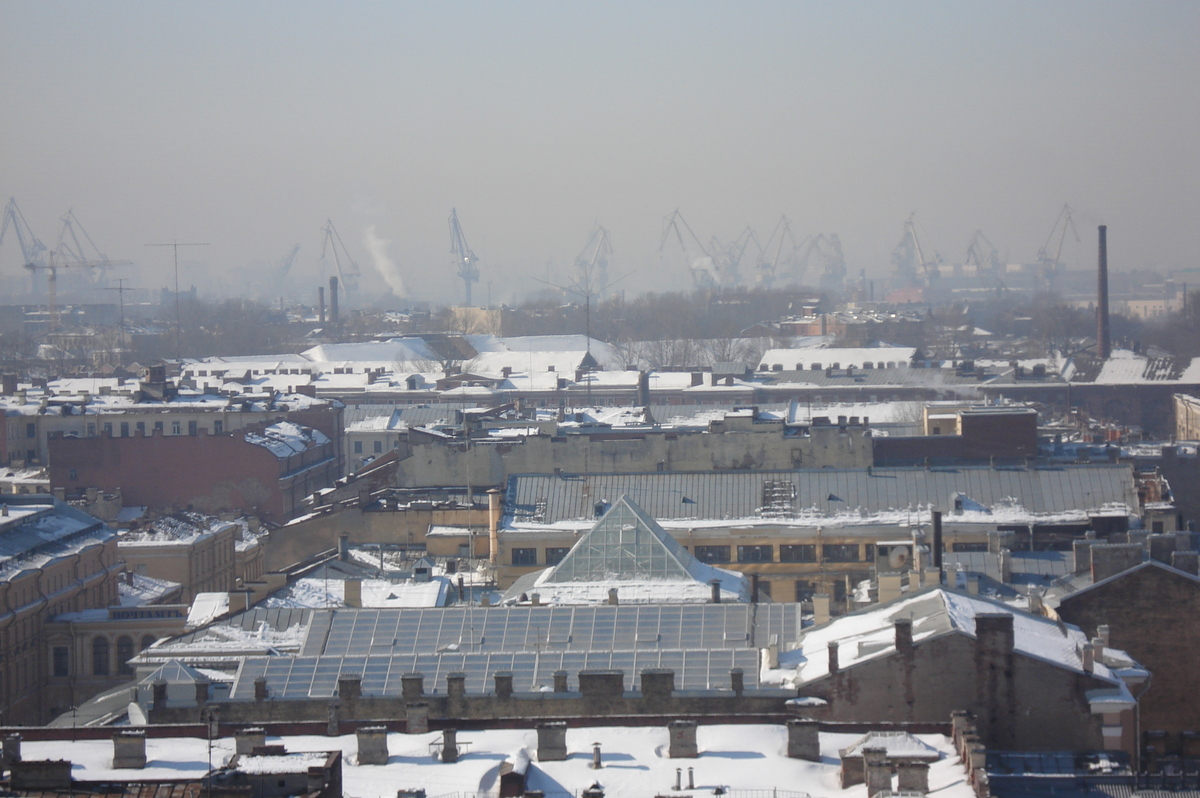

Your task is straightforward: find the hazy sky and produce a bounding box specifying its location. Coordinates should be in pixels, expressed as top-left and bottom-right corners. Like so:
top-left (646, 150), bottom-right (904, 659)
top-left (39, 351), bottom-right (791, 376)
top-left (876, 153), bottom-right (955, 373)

top-left (2, 1), bottom-right (1198, 306)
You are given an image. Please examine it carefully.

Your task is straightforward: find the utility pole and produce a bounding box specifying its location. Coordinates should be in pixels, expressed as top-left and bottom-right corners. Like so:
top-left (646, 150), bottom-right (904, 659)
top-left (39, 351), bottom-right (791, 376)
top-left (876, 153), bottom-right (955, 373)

top-left (146, 240), bottom-right (209, 359)
top-left (103, 278), bottom-right (133, 332)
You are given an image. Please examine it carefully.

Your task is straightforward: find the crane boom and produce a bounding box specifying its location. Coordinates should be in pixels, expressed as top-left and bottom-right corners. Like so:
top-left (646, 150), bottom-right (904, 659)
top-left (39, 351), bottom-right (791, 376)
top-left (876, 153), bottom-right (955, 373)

top-left (0, 197), bottom-right (48, 268)
top-left (320, 220), bottom-right (361, 293)
top-left (448, 208), bottom-right (480, 306)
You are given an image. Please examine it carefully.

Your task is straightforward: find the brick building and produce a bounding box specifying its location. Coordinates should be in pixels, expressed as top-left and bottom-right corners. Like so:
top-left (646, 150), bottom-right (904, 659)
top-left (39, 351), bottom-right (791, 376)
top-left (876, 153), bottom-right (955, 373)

top-left (776, 588), bottom-right (1143, 757)
top-left (49, 420), bottom-right (339, 522)
top-left (1052, 561), bottom-right (1200, 757)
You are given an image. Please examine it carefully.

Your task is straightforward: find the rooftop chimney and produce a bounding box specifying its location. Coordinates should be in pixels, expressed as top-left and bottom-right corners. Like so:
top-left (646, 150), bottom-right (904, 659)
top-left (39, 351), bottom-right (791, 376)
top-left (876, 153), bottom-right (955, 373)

top-left (1097, 225), bottom-right (1111, 360)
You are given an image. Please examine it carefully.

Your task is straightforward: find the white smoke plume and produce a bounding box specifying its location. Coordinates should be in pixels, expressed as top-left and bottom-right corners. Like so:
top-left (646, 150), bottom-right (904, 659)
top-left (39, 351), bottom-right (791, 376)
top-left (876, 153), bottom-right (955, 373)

top-left (363, 225), bottom-right (407, 297)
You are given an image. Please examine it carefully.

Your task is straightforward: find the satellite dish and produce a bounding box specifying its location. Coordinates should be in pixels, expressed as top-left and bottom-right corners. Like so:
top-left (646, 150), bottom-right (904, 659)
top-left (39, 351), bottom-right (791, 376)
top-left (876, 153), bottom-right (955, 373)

top-left (888, 546), bottom-right (911, 570)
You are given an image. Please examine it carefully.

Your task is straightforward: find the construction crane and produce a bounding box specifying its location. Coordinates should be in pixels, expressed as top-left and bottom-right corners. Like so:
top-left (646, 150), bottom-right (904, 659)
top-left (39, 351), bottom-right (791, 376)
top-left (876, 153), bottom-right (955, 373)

top-left (320, 221), bottom-right (361, 293)
top-left (27, 251), bottom-right (130, 332)
top-left (660, 210), bottom-right (721, 289)
top-left (572, 226), bottom-right (613, 296)
top-left (448, 208), bottom-right (480, 306)
top-left (1037, 204), bottom-right (1080, 280)
top-left (1, 198), bottom-right (49, 282)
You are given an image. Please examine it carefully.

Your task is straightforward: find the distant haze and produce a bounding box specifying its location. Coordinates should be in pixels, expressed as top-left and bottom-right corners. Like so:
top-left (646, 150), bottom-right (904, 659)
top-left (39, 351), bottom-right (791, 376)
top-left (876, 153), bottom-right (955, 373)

top-left (2, 1), bottom-right (1197, 306)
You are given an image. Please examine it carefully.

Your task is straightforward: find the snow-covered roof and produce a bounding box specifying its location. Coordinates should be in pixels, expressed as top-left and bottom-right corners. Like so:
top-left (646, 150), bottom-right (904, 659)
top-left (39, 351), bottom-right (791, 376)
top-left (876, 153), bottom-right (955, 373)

top-left (760, 345), bottom-right (918, 371)
top-left (244, 421), bottom-right (330, 458)
top-left (766, 587), bottom-right (1129, 688)
top-left (0, 498), bottom-right (113, 581)
top-left (11, 727), bottom-right (975, 798)
top-left (262, 576), bottom-right (450, 609)
top-left (118, 572), bottom-right (182, 606)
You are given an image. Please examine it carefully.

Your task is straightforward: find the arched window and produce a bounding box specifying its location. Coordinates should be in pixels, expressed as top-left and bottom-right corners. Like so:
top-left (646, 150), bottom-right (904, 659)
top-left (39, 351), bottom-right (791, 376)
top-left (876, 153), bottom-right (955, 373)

top-left (92, 636), bottom-right (110, 676)
top-left (116, 636), bottom-right (134, 675)
top-left (140, 635), bottom-right (157, 652)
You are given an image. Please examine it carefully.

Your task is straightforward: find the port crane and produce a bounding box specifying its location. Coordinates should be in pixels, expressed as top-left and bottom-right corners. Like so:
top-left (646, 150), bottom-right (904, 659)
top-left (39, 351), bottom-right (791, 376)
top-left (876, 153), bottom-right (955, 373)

top-left (756, 216), bottom-right (803, 287)
top-left (891, 213), bottom-right (943, 287)
top-left (660, 210), bottom-right (722, 289)
top-left (448, 209), bottom-right (480, 307)
top-left (1037, 204), bottom-right (1080, 279)
top-left (320, 220), bottom-right (361, 293)
top-left (1, 198), bottom-right (49, 283)
top-left (572, 226), bottom-right (613, 296)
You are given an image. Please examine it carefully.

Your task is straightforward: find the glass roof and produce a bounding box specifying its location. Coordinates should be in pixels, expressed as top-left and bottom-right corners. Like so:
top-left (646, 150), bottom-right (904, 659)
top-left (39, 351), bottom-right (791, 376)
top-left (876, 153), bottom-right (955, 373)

top-left (545, 495), bottom-right (697, 583)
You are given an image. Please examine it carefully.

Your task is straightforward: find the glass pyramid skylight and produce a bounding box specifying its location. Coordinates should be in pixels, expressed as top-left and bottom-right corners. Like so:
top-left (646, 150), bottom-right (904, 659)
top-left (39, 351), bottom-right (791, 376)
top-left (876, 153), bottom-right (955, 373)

top-left (543, 494), bottom-right (697, 583)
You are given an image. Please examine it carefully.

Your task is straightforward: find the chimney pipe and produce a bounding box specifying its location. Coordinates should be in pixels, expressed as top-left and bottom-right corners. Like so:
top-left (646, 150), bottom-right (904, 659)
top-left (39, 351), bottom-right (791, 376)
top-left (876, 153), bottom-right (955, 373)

top-left (932, 510), bottom-right (943, 570)
top-left (1097, 225), bottom-right (1111, 360)
top-left (318, 286), bottom-right (326, 325)
top-left (329, 276), bottom-right (340, 329)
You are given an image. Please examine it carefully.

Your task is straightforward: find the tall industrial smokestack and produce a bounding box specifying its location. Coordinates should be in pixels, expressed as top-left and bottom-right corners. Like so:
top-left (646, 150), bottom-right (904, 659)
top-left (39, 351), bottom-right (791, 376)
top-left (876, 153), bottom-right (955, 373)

top-left (318, 286), bottom-right (326, 325)
top-left (1097, 225), bottom-right (1111, 360)
top-left (329, 276), bottom-right (340, 329)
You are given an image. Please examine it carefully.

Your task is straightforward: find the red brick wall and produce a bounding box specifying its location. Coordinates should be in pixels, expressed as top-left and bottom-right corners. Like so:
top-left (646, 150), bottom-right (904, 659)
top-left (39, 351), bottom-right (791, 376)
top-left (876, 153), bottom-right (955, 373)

top-left (48, 429), bottom-right (329, 521)
top-left (1055, 563), bottom-right (1200, 747)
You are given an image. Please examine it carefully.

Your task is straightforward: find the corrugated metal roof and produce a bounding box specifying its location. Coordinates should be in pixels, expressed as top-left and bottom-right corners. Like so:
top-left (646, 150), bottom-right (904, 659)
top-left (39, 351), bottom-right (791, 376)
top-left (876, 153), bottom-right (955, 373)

top-left (506, 465), bottom-right (1139, 524)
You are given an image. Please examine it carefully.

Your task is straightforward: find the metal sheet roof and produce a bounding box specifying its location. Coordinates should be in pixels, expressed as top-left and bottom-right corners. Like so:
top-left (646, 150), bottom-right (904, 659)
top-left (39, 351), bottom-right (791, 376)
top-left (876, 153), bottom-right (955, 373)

top-left (506, 465), bottom-right (1138, 525)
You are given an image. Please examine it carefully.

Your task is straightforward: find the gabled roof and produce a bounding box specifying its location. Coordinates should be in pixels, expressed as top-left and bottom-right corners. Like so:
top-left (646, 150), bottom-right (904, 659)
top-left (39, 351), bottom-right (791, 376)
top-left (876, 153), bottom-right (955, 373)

top-left (774, 587), bottom-right (1126, 687)
top-left (1050, 559), bottom-right (1200, 607)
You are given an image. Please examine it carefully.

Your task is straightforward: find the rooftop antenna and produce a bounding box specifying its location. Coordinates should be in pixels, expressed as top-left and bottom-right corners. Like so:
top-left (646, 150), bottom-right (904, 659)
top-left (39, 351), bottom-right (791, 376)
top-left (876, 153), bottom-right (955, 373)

top-left (535, 232), bottom-right (631, 407)
top-left (145, 240), bottom-right (210, 359)
top-left (102, 277), bottom-right (134, 332)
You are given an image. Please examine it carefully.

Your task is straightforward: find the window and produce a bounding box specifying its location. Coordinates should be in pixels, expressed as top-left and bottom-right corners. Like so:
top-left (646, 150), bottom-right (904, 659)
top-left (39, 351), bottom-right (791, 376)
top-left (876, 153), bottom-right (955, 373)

top-left (353, 441), bottom-right (363, 454)
top-left (545, 547), bottom-right (570, 565)
top-left (694, 545), bottom-right (731, 564)
top-left (821, 544), bottom-right (860, 563)
top-left (87, 423), bottom-right (96, 436)
top-left (511, 548), bottom-right (538, 566)
top-left (25, 422), bottom-right (35, 438)
top-left (92, 636), bottom-right (110, 676)
top-left (1152, 521), bottom-right (1164, 533)
top-left (171, 421), bottom-right (181, 435)
top-left (373, 440), bottom-right (383, 453)
top-left (213, 420), bottom-right (222, 434)
top-left (102, 422), bottom-right (112, 436)
top-left (154, 421), bottom-right (163, 433)
top-left (780, 544), bottom-right (818, 563)
top-left (68, 468), bottom-right (78, 481)
top-left (53, 646), bottom-right (69, 677)
top-left (952, 542), bottom-right (987, 553)
top-left (737, 545), bottom-right (774, 563)
top-left (188, 420), bottom-right (198, 435)
top-left (136, 421), bottom-right (145, 435)
top-left (794, 580), bottom-right (816, 602)
top-left (116, 636), bottom-right (134, 675)
top-left (120, 422), bottom-right (129, 437)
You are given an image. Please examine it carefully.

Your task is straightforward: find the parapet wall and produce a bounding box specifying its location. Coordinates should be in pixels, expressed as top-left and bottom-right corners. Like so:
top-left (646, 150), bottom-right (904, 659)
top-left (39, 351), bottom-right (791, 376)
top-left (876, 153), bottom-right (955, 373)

top-left (147, 668), bottom-right (793, 726)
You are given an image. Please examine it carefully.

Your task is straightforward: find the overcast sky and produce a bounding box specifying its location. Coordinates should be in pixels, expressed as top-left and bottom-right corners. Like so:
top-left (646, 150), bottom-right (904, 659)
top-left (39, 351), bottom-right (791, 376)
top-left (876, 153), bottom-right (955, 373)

top-left (2, 1), bottom-right (1197, 306)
